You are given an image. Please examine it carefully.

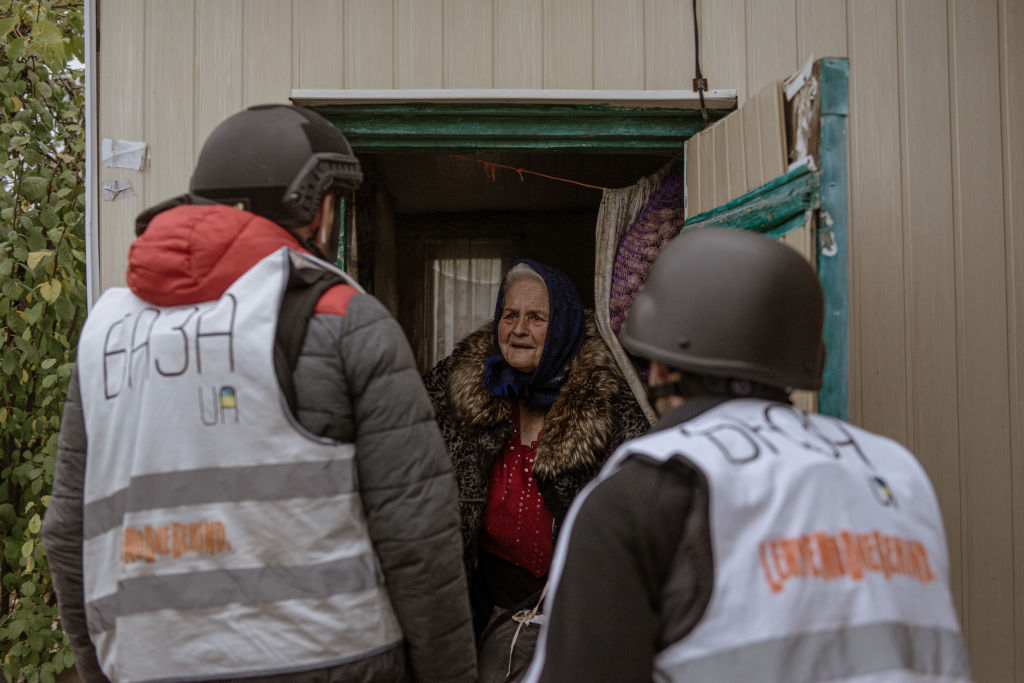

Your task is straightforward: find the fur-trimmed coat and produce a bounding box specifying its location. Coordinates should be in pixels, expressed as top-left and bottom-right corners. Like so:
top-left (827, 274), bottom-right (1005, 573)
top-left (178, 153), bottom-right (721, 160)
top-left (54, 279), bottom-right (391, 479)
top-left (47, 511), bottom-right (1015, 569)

top-left (423, 315), bottom-right (650, 578)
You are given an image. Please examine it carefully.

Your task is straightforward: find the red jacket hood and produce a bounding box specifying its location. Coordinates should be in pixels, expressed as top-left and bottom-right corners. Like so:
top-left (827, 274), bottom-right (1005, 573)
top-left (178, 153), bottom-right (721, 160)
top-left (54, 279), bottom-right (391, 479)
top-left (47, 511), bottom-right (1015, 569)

top-left (127, 204), bottom-right (309, 307)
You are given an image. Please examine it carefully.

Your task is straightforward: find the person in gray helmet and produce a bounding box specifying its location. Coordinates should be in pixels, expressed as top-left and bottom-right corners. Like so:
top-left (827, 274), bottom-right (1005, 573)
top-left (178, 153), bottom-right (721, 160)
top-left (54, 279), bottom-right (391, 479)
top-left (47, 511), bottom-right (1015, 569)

top-left (524, 227), bottom-right (970, 683)
top-left (42, 105), bottom-right (476, 682)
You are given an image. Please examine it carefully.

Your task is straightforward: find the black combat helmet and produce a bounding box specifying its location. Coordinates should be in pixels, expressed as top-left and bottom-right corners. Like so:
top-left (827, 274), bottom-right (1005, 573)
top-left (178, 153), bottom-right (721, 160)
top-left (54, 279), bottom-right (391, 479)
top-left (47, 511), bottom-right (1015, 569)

top-left (189, 104), bottom-right (362, 231)
top-left (619, 227), bottom-right (825, 391)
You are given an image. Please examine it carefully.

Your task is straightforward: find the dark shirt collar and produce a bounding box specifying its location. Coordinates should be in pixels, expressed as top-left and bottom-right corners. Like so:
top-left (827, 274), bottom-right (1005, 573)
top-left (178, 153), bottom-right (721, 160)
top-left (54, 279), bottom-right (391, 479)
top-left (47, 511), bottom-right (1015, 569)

top-left (649, 396), bottom-right (731, 433)
top-left (650, 394), bottom-right (798, 434)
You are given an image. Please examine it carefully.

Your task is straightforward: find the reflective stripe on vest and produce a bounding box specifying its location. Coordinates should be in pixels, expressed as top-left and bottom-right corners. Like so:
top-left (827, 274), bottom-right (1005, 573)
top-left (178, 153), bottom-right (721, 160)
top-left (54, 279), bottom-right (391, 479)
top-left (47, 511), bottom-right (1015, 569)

top-left (610, 400), bottom-right (967, 683)
top-left (76, 248), bottom-right (402, 682)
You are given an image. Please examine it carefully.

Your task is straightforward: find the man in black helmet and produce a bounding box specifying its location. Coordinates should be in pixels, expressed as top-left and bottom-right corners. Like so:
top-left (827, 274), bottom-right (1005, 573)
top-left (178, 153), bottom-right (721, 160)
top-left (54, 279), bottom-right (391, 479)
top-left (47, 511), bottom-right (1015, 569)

top-left (524, 228), bottom-right (970, 682)
top-left (43, 105), bottom-right (477, 682)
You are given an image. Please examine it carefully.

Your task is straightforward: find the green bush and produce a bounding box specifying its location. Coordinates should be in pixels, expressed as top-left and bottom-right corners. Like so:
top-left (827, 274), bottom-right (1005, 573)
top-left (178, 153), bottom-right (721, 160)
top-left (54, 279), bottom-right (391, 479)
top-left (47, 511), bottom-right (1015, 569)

top-left (0, 1), bottom-right (86, 681)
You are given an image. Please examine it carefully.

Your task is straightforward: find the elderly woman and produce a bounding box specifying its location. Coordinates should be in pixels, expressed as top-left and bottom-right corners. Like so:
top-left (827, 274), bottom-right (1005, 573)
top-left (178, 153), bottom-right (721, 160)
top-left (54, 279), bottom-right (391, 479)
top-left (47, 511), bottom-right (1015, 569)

top-left (424, 259), bottom-right (649, 637)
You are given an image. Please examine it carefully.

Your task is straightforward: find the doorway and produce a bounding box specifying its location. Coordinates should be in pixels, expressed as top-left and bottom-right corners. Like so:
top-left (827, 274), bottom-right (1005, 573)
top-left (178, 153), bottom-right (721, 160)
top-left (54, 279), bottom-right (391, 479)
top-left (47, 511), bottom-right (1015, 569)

top-left (351, 151), bottom-right (673, 371)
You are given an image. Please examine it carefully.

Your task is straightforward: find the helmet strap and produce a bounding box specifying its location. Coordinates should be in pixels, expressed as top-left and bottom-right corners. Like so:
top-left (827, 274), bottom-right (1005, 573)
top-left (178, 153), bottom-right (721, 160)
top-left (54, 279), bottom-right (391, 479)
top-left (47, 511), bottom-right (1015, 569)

top-left (648, 374), bottom-right (791, 404)
top-left (295, 234), bottom-right (329, 262)
top-left (647, 380), bottom-right (687, 404)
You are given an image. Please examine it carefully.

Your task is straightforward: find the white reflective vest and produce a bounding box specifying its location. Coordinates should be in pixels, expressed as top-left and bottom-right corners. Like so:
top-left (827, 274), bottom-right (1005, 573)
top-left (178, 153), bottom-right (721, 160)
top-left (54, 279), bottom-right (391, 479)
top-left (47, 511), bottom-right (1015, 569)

top-left (76, 248), bottom-right (402, 682)
top-left (559, 399), bottom-right (969, 683)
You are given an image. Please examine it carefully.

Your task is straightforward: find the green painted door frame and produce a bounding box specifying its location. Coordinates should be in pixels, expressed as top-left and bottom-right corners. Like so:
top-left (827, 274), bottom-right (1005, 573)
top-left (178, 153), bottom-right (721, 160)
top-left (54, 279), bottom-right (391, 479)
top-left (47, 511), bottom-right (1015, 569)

top-left (309, 61), bottom-right (850, 419)
top-left (683, 58), bottom-right (850, 419)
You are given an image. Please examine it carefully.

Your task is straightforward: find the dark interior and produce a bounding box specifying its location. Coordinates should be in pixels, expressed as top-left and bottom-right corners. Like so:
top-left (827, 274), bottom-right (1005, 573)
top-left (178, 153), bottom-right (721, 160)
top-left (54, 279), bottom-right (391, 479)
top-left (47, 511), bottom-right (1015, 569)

top-left (352, 151), bottom-right (675, 370)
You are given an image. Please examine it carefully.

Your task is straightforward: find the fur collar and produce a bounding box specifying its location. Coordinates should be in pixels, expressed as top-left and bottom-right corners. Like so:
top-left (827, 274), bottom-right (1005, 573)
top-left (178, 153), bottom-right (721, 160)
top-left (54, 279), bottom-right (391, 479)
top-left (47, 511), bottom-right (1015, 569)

top-left (447, 314), bottom-right (626, 479)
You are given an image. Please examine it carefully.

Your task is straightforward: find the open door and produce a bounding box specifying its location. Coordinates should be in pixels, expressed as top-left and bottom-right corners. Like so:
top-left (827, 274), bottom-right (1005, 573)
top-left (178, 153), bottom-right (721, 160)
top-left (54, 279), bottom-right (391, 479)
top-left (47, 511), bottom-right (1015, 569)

top-left (593, 58), bottom-right (849, 421)
top-left (301, 90), bottom-right (736, 372)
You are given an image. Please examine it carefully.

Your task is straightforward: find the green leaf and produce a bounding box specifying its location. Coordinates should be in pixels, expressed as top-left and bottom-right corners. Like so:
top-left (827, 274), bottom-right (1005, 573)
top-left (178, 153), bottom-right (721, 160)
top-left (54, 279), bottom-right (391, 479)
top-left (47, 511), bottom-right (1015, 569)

top-left (2, 278), bottom-right (20, 299)
top-left (22, 580), bottom-right (37, 598)
top-left (40, 209), bottom-right (59, 229)
top-left (40, 358), bottom-right (57, 369)
top-left (27, 226), bottom-right (46, 251)
top-left (6, 37), bottom-right (27, 60)
top-left (6, 619), bottom-right (25, 638)
top-left (27, 513), bottom-right (41, 534)
top-left (0, 17), bottom-right (17, 38)
top-left (0, 503), bottom-right (14, 525)
top-left (20, 176), bottom-right (48, 203)
top-left (27, 300), bottom-right (45, 324)
top-left (31, 19), bottom-right (66, 68)
top-left (21, 538), bottom-right (34, 558)
top-left (36, 81), bottom-right (53, 99)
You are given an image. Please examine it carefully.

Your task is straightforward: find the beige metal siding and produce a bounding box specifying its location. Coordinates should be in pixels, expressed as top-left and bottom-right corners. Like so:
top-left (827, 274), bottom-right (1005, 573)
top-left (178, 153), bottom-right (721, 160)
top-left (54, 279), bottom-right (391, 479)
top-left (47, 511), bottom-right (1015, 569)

top-left (683, 1), bottom-right (1023, 678)
top-left (685, 80), bottom-right (786, 216)
top-left (495, 0), bottom-right (542, 88)
top-left (96, 0), bottom-right (144, 286)
top-left (444, 0), bottom-right (492, 87)
top-left (948, 2), bottom-right (1014, 678)
top-left (93, 2), bottom-right (1024, 678)
top-left (1003, 0), bottom-right (1024, 680)
top-left (896, 0), bottom-right (963, 630)
top-left (396, 0), bottom-right (443, 88)
top-left (849, 0), bottom-right (908, 443)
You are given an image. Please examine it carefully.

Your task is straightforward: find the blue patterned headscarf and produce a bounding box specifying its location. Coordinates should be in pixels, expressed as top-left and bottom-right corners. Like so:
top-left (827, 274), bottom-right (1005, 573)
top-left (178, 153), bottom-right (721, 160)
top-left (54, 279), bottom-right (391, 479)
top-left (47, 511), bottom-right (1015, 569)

top-left (483, 259), bottom-right (585, 410)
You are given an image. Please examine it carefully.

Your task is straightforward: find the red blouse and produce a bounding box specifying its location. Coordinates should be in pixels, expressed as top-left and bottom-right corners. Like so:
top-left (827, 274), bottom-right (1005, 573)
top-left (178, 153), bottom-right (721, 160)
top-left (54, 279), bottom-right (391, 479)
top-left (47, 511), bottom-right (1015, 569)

top-left (480, 404), bottom-right (555, 577)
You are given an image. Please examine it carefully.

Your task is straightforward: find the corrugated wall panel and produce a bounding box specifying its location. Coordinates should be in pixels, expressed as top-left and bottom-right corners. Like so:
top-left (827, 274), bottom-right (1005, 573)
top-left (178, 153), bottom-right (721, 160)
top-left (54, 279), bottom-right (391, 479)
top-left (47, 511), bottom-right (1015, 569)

top-left (293, 0), bottom-right (345, 89)
top-left (700, 0), bottom-right (747, 103)
top-left (543, 0), bottom-right (593, 88)
top-left (686, 131), bottom-right (701, 216)
top-left (643, 0), bottom-right (693, 90)
top-left (896, 0), bottom-right (963, 621)
top-left (723, 112), bottom-right (746, 203)
top-left (684, 80), bottom-right (786, 214)
top-left (97, 0), bottom-right (145, 290)
top-left (495, 0), bottom-right (542, 88)
top-left (443, 0), bottom-right (493, 87)
top-left (712, 123), bottom-right (729, 207)
top-left (593, 0), bottom-right (644, 89)
top-left (242, 0), bottom-right (293, 105)
top-left (144, 0), bottom-right (194, 208)
top-left (740, 89), bottom-right (764, 201)
top-left (344, 0), bottom-right (394, 88)
top-left (395, 0), bottom-right (443, 88)
top-left (1002, 0), bottom-right (1024, 678)
top-left (746, 0), bottom-right (797, 95)
top-left (796, 0), bottom-right (847, 62)
top-left (195, 0), bottom-right (244, 155)
top-left (848, 0), bottom-right (907, 441)
top-left (949, 0), bottom-right (1014, 677)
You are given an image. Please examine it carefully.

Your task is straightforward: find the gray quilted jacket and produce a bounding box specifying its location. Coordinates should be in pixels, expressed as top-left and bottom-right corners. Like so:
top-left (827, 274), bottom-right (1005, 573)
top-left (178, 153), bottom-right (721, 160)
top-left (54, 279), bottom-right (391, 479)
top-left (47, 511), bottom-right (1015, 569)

top-left (41, 203), bottom-right (476, 682)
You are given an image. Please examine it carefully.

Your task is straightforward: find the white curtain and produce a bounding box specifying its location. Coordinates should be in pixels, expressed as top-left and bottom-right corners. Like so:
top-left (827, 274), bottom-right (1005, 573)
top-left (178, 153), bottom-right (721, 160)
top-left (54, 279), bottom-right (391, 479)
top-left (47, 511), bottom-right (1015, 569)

top-left (425, 240), bottom-right (509, 368)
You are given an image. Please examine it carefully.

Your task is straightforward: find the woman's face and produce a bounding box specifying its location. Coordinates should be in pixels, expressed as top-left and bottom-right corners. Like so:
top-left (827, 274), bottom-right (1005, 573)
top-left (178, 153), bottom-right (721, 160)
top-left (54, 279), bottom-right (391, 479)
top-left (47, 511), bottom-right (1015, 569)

top-left (498, 279), bottom-right (549, 373)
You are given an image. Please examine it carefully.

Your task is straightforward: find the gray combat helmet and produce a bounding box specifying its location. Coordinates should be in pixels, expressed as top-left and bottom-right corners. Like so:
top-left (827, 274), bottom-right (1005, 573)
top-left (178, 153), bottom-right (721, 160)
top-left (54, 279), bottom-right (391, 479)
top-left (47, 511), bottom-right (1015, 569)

top-left (619, 227), bottom-right (825, 391)
top-left (189, 104), bottom-right (362, 230)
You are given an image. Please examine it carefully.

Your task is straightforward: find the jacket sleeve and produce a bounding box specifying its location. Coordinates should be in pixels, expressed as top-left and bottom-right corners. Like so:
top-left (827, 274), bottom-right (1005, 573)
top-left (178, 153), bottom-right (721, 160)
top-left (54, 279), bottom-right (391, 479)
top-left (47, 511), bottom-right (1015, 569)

top-left (40, 367), bottom-right (111, 683)
top-left (335, 295), bottom-right (477, 682)
top-left (529, 456), bottom-right (712, 683)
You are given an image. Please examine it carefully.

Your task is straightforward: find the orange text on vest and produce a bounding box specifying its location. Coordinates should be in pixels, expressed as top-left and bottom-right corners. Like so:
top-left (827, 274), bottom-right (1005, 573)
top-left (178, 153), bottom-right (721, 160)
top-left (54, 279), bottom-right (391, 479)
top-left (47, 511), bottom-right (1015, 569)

top-left (122, 520), bottom-right (231, 563)
top-left (759, 529), bottom-right (935, 594)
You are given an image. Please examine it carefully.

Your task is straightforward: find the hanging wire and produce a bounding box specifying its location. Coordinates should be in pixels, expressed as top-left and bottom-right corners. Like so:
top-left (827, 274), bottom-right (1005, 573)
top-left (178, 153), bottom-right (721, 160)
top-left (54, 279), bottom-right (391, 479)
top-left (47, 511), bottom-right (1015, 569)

top-left (692, 0), bottom-right (709, 123)
top-left (451, 155), bottom-right (608, 191)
